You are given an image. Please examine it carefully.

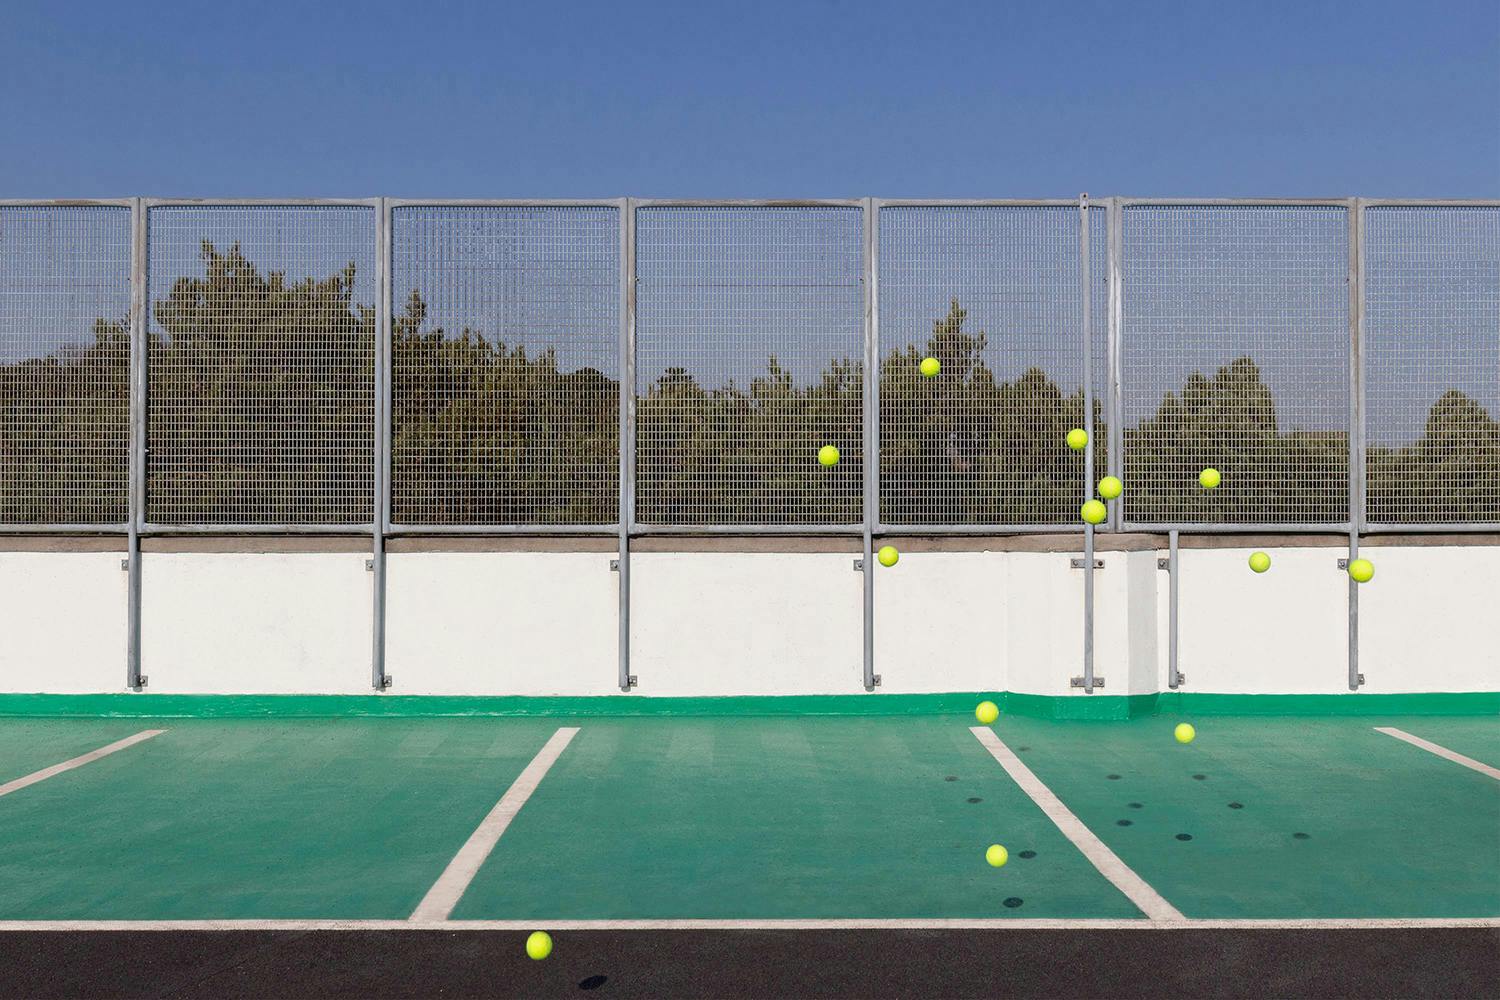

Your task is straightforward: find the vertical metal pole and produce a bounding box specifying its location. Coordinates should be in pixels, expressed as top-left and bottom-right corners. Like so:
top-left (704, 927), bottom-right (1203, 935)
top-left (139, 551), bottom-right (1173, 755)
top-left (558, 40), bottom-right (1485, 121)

top-left (1167, 528), bottom-right (1181, 689)
top-left (1107, 197), bottom-right (1124, 532)
top-left (127, 198), bottom-right (146, 691)
top-left (1347, 199), bottom-right (1364, 690)
top-left (372, 198), bottom-right (391, 690)
top-left (1080, 194), bottom-right (1096, 692)
top-left (618, 199), bottom-right (636, 692)
top-left (862, 198), bottom-right (878, 691)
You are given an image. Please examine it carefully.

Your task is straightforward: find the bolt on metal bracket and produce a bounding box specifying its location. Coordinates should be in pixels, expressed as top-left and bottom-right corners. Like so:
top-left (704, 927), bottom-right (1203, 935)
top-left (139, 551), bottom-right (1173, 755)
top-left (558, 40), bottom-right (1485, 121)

top-left (610, 559), bottom-right (620, 571)
top-left (852, 559), bottom-right (864, 571)
top-left (134, 676), bottom-right (148, 689)
top-left (1070, 676), bottom-right (1106, 689)
top-left (380, 675), bottom-right (393, 689)
top-left (1337, 558), bottom-right (1350, 570)
top-left (1157, 557), bottom-right (1170, 570)
top-left (628, 674), bottom-right (639, 688)
top-left (121, 558), bottom-right (130, 571)
top-left (1070, 558), bottom-right (1105, 569)
top-left (365, 558), bottom-right (375, 571)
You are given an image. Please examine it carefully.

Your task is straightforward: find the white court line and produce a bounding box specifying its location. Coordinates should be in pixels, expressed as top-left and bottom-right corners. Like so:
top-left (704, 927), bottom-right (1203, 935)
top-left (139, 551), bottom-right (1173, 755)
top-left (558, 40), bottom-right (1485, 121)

top-left (0, 730), bottom-right (166, 800)
top-left (0, 917), bottom-right (1493, 931)
top-left (970, 726), bottom-right (1185, 922)
top-left (1374, 727), bottom-right (1500, 781)
top-left (410, 726), bottom-right (580, 922)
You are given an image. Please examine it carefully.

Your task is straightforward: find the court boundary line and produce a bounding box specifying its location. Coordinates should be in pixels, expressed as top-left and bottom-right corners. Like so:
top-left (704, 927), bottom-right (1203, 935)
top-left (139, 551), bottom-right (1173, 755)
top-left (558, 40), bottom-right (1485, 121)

top-left (0, 918), bottom-right (1493, 931)
top-left (410, 726), bottom-right (580, 921)
top-left (970, 726), bottom-right (1186, 921)
top-left (0, 730), bottom-right (166, 800)
top-left (1374, 727), bottom-right (1500, 780)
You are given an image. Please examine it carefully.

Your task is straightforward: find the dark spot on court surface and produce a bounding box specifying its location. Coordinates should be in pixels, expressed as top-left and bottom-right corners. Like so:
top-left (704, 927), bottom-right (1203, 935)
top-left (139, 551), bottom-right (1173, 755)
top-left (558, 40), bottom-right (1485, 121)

top-left (1116, 819), bottom-right (1133, 826)
top-left (1192, 774), bottom-right (1207, 780)
top-left (579, 976), bottom-right (608, 991)
top-left (1106, 774), bottom-right (1121, 780)
top-left (1003, 897), bottom-right (1024, 908)
top-left (1175, 834), bottom-right (1193, 841)
top-left (1293, 832), bottom-right (1311, 840)
top-left (1017, 850), bottom-right (1036, 859)
top-left (944, 775), bottom-right (958, 782)
top-left (1127, 802), bottom-right (1143, 809)
top-left (1228, 802), bottom-right (1244, 809)
top-left (967, 797), bottom-right (982, 804)
top-left (1016, 746), bottom-right (1030, 751)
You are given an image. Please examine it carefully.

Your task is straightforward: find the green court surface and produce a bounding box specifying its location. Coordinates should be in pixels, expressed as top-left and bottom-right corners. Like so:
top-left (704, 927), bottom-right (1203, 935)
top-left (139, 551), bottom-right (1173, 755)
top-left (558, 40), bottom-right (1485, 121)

top-left (0, 714), bottom-right (1494, 923)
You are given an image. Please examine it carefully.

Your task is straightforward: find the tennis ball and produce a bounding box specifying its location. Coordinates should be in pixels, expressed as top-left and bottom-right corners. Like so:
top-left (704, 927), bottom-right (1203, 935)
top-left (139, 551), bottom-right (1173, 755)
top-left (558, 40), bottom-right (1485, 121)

top-left (975, 700), bottom-right (999, 725)
top-left (1098, 476), bottom-right (1123, 500)
top-left (1348, 558), bottom-right (1374, 583)
top-left (877, 545), bottom-right (899, 567)
top-left (1080, 499), bottom-right (1107, 524)
top-left (985, 844), bottom-right (1008, 868)
top-left (919, 356), bottom-right (941, 377)
top-left (1199, 467), bottom-right (1221, 489)
top-left (1174, 723), bottom-right (1195, 744)
top-left (1248, 551), bottom-right (1271, 573)
top-left (818, 444), bottom-right (840, 467)
top-left (526, 931), bottom-right (552, 961)
top-left (1066, 428), bottom-right (1088, 450)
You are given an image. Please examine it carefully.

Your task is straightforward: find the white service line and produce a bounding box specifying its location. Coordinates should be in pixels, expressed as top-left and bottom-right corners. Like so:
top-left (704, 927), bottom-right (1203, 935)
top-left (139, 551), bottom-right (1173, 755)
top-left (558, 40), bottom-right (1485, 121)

top-left (1374, 727), bottom-right (1500, 781)
top-left (970, 726), bottom-right (1185, 922)
top-left (410, 726), bottom-right (580, 922)
top-left (0, 730), bottom-right (166, 800)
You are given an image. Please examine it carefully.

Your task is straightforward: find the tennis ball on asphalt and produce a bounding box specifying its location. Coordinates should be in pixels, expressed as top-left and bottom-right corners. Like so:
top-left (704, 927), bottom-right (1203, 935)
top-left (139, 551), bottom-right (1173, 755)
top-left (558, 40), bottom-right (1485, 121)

top-left (975, 700), bottom-right (1000, 725)
top-left (1098, 476), bottom-right (1123, 500)
top-left (985, 844), bottom-right (1009, 868)
top-left (1080, 499), bottom-right (1107, 524)
top-left (818, 444), bottom-right (840, 467)
top-left (1199, 467), bottom-right (1222, 489)
top-left (1348, 558), bottom-right (1374, 583)
top-left (1174, 723), bottom-right (1196, 745)
top-left (919, 356), bottom-right (941, 377)
top-left (1066, 428), bottom-right (1088, 450)
top-left (877, 545), bottom-right (900, 567)
top-left (526, 931), bottom-right (553, 960)
top-left (1248, 551), bottom-right (1271, 573)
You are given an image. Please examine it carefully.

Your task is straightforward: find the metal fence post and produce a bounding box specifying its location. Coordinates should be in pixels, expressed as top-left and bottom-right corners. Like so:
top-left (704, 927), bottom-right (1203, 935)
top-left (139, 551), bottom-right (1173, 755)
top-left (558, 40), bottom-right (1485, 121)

top-left (1347, 199), bottom-right (1365, 690)
top-left (127, 197), bottom-right (146, 691)
top-left (372, 198), bottom-right (392, 691)
top-left (1107, 197), bottom-right (1124, 533)
top-left (618, 198), bottom-right (636, 692)
top-left (862, 197), bottom-right (878, 691)
top-left (1167, 528), bottom-right (1181, 689)
top-left (1076, 194), bottom-right (1098, 692)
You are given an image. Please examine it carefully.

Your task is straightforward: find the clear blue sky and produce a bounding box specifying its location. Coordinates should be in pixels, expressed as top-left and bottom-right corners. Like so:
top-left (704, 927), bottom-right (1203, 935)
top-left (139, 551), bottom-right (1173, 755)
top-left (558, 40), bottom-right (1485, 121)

top-left (1, 0), bottom-right (1495, 198)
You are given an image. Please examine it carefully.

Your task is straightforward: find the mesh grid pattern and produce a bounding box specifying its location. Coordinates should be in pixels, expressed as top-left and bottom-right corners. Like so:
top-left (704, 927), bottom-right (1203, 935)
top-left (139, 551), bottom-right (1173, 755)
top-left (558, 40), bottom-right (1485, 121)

top-left (0, 205), bottom-right (132, 524)
top-left (634, 206), bottom-right (864, 525)
top-left (1119, 206), bottom-right (1350, 525)
top-left (146, 205), bottom-right (375, 524)
top-left (878, 205), bottom-right (1105, 525)
top-left (1364, 206), bottom-right (1500, 524)
top-left (390, 205), bottom-right (620, 524)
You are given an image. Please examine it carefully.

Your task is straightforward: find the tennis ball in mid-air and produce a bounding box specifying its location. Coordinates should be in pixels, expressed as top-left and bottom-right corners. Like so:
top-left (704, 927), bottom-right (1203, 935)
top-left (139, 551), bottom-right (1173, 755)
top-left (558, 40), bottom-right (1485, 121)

top-left (1080, 499), bottom-right (1107, 524)
top-left (985, 844), bottom-right (1009, 868)
top-left (919, 356), bottom-right (941, 377)
top-left (1199, 467), bottom-right (1222, 489)
top-left (1066, 428), bottom-right (1088, 450)
top-left (1248, 551), bottom-right (1271, 573)
top-left (1174, 723), bottom-right (1196, 744)
top-left (877, 545), bottom-right (899, 567)
top-left (1348, 558), bottom-right (1374, 583)
top-left (818, 444), bottom-right (840, 467)
top-left (1098, 476), bottom-right (1123, 500)
top-left (975, 700), bottom-right (999, 725)
top-left (526, 931), bottom-right (553, 961)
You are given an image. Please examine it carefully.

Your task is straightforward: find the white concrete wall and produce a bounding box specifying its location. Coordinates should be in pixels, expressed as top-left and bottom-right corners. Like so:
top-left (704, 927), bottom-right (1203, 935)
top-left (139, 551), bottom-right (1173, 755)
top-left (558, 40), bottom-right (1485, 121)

top-left (0, 552), bottom-right (127, 692)
top-left (872, 551), bottom-right (1006, 694)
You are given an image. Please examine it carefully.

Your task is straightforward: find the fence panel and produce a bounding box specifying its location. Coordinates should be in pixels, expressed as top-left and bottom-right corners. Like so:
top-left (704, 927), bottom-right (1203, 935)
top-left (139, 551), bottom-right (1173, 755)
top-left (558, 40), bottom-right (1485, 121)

top-left (144, 203), bottom-right (376, 525)
top-left (1363, 204), bottom-right (1500, 528)
top-left (634, 204), bottom-right (865, 527)
top-left (389, 204), bottom-right (620, 526)
top-left (1119, 204), bottom-right (1350, 527)
top-left (0, 204), bottom-right (133, 526)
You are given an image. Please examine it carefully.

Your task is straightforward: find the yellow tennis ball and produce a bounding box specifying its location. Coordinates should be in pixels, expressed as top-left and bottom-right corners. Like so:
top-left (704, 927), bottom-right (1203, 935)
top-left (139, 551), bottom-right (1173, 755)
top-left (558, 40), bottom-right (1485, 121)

top-left (1248, 551), bottom-right (1271, 573)
top-left (975, 700), bottom-right (999, 725)
top-left (818, 444), bottom-right (840, 467)
top-left (1174, 723), bottom-right (1195, 744)
top-left (985, 844), bottom-right (1008, 868)
top-left (877, 545), bottom-right (899, 567)
top-left (1098, 476), bottom-right (1123, 500)
top-left (1080, 499), bottom-right (1107, 524)
top-left (919, 356), bottom-right (941, 377)
top-left (526, 931), bottom-right (552, 960)
top-left (1066, 428), bottom-right (1088, 450)
top-left (1199, 467), bottom-right (1221, 489)
top-left (1348, 558), bottom-right (1374, 583)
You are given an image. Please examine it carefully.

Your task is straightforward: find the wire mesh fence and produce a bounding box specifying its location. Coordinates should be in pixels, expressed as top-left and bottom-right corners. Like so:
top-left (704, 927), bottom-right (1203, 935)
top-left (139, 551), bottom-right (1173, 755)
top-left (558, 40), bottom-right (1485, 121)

top-left (0, 204), bottom-right (132, 525)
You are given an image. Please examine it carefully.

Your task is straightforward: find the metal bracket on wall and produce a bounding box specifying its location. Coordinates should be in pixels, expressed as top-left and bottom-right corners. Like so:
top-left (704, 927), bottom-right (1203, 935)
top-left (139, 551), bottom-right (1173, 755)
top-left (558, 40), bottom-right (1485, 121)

top-left (121, 558), bottom-right (129, 571)
top-left (871, 674), bottom-right (881, 687)
top-left (852, 559), bottom-right (864, 571)
top-left (610, 559), bottom-right (620, 571)
top-left (380, 675), bottom-right (393, 689)
top-left (365, 559), bottom-right (375, 571)
top-left (627, 674), bottom-right (638, 688)
top-left (1070, 676), bottom-right (1105, 689)
top-left (1337, 558), bottom-right (1349, 570)
top-left (1071, 558), bottom-right (1104, 569)
top-left (1157, 558), bottom-right (1170, 570)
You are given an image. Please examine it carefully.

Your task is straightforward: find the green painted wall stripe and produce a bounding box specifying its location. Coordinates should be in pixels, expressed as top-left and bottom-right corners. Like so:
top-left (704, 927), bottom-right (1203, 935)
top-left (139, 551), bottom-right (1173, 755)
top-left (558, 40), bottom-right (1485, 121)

top-left (0, 691), bottom-right (1493, 719)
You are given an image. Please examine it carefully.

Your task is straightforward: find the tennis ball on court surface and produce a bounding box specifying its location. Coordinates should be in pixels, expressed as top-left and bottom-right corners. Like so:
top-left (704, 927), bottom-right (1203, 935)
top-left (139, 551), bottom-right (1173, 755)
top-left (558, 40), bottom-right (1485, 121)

top-left (1066, 428), bottom-right (1088, 450)
top-left (1199, 467), bottom-right (1222, 489)
top-left (1174, 723), bottom-right (1196, 744)
top-left (975, 700), bottom-right (999, 725)
top-left (526, 931), bottom-right (553, 960)
top-left (919, 356), bottom-right (941, 377)
top-left (1098, 476), bottom-right (1123, 500)
top-left (1248, 551), bottom-right (1271, 573)
top-left (985, 844), bottom-right (1009, 868)
top-left (818, 444), bottom-right (840, 467)
top-left (1080, 499), bottom-right (1107, 524)
top-left (877, 545), bottom-right (900, 567)
top-left (1348, 558), bottom-right (1375, 583)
